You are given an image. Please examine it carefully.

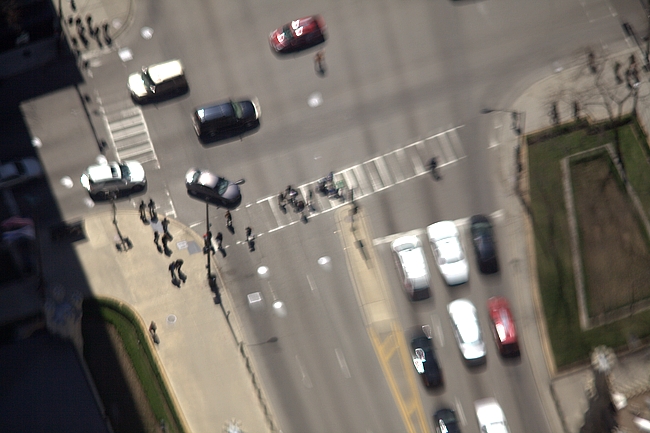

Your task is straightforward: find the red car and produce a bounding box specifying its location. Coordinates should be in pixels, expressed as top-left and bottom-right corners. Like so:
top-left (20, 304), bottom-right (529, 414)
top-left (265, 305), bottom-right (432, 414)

top-left (269, 15), bottom-right (327, 54)
top-left (487, 297), bottom-right (520, 357)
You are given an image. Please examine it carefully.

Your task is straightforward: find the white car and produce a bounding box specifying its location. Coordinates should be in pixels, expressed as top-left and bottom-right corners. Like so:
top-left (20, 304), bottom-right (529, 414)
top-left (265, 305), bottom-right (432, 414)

top-left (391, 236), bottom-right (430, 301)
top-left (81, 159), bottom-right (147, 200)
top-left (474, 398), bottom-right (510, 433)
top-left (448, 299), bottom-right (486, 363)
top-left (128, 59), bottom-right (187, 103)
top-left (0, 157), bottom-right (42, 189)
top-left (427, 221), bottom-right (469, 285)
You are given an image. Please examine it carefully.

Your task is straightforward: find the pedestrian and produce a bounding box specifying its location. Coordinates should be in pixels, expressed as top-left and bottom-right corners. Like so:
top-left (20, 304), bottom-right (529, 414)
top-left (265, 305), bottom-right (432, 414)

top-left (216, 232), bottom-right (223, 245)
top-left (307, 189), bottom-right (316, 212)
top-left (154, 231), bottom-right (162, 253)
top-left (245, 227), bottom-right (255, 252)
top-left (149, 321), bottom-right (157, 333)
top-left (301, 212), bottom-right (309, 224)
top-left (428, 157), bottom-right (441, 181)
top-left (278, 192), bottom-right (287, 214)
top-left (174, 259), bottom-right (186, 283)
top-left (102, 22), bottom-right (112, 46)
top-left (314, 50), bottom-right (326, 76)
top-left (225, 211), bottom-right (234, 234)
top-left (162, 234), bottom-right (172, 256)
top-left (169, 262), bottom-right (180, 287)
top-left (139, 200), bottom-right (148, 223)
top-left (162, 217), bottom-right (172, 240)
top-left (148, 199), bottom-right (157, 222)
top-left (203, 231), bottom-right (216, 255)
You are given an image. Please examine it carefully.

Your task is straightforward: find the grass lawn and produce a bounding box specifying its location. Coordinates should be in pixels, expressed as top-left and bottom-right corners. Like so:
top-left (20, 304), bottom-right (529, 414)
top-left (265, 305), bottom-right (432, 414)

top-left (82, 297), bottom-right (185, 433)
top-left (528, 117), bottom-right (650, 369)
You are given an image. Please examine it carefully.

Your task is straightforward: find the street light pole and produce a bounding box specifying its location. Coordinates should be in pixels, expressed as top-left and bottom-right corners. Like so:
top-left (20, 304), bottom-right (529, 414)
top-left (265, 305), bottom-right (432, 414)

top-left (205, 202), bottom-right (220, 304)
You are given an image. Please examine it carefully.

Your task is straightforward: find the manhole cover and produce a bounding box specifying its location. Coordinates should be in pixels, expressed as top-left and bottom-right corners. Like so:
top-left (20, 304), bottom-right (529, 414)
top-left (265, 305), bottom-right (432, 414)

top-left (167, 314), bottom-right (177, 324)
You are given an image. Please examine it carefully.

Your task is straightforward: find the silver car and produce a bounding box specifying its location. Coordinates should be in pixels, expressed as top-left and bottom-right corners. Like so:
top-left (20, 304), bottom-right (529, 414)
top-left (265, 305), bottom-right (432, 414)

top-left (391, 236), bottom-right (430, 300)
top-left (448, 298), bottom-right (486, 363)
top-left (80, 159), bottom-right (147, 200)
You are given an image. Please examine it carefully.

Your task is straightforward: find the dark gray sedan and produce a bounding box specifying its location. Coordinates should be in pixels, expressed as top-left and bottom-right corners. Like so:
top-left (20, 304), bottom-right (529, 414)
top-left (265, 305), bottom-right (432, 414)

top-left (185, 168), bottom-right (243, 208)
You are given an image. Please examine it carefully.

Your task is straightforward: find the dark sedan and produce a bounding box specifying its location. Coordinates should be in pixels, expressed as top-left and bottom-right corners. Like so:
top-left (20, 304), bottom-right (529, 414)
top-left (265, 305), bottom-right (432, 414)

top-left (410, 328), bottom-right (443, 388)
top-left (434, 408), bottom-right (461, 433)
top-left (470, 214), bottom-right (499, 274)
top-left (185, 169), bottom-right (243, 208)
top-left (269, 15), bottom-right (327, 54)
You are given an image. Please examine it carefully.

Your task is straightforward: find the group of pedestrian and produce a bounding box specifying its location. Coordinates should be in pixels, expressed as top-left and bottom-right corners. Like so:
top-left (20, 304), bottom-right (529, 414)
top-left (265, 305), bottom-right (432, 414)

top-left (203, 211), bottom-right (257, 256)
top-left (68, 13), bottom-right (112, 52)
top-left (278, 185), bottom-right (314, 224)
top-left (168, 259), bottom-right (186, 288)
top-left (139, 199), bottom-right (158, 224)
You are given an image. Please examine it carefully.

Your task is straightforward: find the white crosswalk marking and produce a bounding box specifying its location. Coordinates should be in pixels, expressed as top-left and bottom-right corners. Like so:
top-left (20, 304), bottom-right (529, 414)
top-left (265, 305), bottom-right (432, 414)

top-left (226, 125), bottom-right (467, 236)
top-left (97, 96), bottom-right (159, 167)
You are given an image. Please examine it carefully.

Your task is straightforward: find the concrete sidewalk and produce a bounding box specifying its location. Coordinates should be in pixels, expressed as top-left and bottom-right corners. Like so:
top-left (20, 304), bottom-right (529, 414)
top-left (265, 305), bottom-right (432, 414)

top-left (70, 210), bottom-right (275, 433)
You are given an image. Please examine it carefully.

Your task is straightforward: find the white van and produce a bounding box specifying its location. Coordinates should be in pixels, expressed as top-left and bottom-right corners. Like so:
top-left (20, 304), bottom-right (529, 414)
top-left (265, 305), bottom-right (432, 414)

top-left (128, 59), bottom-right (188, 103)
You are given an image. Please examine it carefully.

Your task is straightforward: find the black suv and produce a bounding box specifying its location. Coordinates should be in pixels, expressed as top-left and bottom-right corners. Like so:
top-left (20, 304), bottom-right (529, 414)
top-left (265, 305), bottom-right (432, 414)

top-left (470, 214), bottom-right (499, 274)
top-left (193, 99), bottom-right (260, 143)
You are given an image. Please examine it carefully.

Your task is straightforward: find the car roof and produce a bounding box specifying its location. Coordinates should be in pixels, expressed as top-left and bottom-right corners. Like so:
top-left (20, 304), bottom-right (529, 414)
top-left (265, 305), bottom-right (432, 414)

top-left (87, 162), bottom-right (119, 182)
top-left (436, 237), bottom-right (464, 262)
top-left (147, 60), bottom-right (183, 84)
top-left (195, 170), bottom-right (220, 188)
top-left (488, 297), bottom-right (517, 343)
top-left (427, 221), bottom-right (459, 242)
top-left (475, 398), bottom-right (506, 425)
top-left (196, 101), bottom-right (234, 121)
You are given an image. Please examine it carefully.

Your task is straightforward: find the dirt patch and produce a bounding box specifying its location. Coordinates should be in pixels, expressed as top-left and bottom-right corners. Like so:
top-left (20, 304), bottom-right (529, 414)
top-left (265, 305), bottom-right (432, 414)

top-left (571, 154), bottom-right (650, 316)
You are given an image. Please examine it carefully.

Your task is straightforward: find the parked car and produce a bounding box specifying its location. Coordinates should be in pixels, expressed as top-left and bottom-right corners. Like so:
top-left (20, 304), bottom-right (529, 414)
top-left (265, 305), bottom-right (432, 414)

top-left (487, 297), bottom-right (520, 357)
top-left (269, 15), bottom-right (327, 54)
top-left (193, 99), bottom-right (260, 143)
top-left (185, 168), bottom-right (243, 208)
top-left (447, 299), bottom-right (486, 364)
top-left (474, 398), bottom-right (510, 433)
top-left (410, 327), bottom-right (443, 388)
top-left (391, 236), bottom-right (430, 301)
top-left (470, 214), bottom-right (499, 274)
top-left (0, 157), bottom-right (42, 189)
top-left (427, 221), bottom-right (469, 285)
top-left (128, 59), bottom-right (188, 103)
top-left (80, 159), bottom-right (146, 199)
top-left (434, 408), bottom-right (461, 433)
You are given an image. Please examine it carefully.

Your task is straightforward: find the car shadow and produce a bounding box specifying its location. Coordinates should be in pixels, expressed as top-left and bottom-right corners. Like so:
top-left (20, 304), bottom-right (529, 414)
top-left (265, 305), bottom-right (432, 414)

top-left (198, 122), bottom-right (261, 146)
top-left (87, 186), bottom-right (147, 203)
top-left (131, 85), bottom-right (190, 106)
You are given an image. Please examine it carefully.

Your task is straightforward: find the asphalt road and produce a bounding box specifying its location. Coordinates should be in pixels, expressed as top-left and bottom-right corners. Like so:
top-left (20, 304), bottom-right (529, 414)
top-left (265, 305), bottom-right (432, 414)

top-left (14, 0), bottom-right (650, 431)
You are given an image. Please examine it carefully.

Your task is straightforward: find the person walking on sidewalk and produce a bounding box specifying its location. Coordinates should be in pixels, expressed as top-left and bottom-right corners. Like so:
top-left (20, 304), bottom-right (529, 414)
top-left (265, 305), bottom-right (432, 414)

top-left (168, 262), bottom-right (181, 287)
top-left (161, 217), bottom-right (172, 240)
top-left (148, 199), bottom-right (158, 222)
top-left (139, 200), bottom-right (148, 224)
top-left (174, 259), bottom-right (186, 283)
top-left (154, 231), bottom-right (162, 254)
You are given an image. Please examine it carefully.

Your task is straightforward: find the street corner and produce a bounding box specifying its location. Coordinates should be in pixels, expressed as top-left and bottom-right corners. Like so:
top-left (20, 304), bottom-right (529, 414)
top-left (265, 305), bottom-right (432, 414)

top-left (59, 0), bottom-right (135, 61)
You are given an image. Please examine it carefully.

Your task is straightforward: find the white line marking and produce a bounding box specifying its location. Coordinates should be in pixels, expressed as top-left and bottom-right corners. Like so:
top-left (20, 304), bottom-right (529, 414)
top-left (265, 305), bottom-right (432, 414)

top-left (295, 355), bottom-right (313, 388)
top-left (372, 228), bottom-right (426, 246)
top-left (431, 313), bottom-right (444, 347)
top-left (335, 348), bottom-right (352, 378)
top-left (455, 396), bottom-right (467, 425)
